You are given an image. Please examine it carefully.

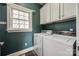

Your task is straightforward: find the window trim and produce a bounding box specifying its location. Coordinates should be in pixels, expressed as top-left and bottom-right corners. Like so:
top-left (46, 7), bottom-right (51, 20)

top-left (7, 3), bottom-right (34, 32)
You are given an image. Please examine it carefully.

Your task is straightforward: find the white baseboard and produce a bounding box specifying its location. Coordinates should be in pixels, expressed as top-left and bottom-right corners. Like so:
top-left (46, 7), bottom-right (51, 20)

top-left (7, 46), bottom-right (37, 56)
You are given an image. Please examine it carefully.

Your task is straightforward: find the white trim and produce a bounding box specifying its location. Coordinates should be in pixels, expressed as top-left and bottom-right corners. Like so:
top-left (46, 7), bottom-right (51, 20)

top-left (7, 3), bottom-right (35, 12)
top-left (7, 46), bottom-right (37, 56)
top-left (7, 29), bottom-right (32, 32)
top-left (0, 22), bottom-right (6, 24)
top-left (76, 4), bottom-right (79, 56)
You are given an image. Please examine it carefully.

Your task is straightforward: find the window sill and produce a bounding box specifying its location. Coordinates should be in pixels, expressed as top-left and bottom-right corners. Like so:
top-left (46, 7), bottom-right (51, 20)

top-left (7, 29), bottom-right (32, 32)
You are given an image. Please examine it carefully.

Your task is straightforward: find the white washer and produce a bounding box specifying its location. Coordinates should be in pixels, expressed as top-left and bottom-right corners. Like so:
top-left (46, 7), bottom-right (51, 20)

top-left (43, 34), bottom-right (76, 56)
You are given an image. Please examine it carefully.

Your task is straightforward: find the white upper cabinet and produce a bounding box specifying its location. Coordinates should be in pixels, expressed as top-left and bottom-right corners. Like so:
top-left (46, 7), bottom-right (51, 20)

top-left (51, 3), bottom-right (60, 22)
top-left (40, 3), bottom-right (76, 24)
top-left (61, 3), bottom-right (76, 19)
top-left (40, 4), bottom-right (51, 24)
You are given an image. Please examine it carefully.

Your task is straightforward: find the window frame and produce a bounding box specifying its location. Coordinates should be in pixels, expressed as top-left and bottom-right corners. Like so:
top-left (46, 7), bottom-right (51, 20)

top-left (7, 3), bottom-right (33, 32)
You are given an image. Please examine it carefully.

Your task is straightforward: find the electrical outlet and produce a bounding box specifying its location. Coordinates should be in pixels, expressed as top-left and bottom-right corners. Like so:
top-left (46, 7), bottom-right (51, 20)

top-left (69, 28), bottom-right (73, 32)
top-left (0, 42), bottom-right (4, 46)
top-left (25, 43), bottom-right (27, 46)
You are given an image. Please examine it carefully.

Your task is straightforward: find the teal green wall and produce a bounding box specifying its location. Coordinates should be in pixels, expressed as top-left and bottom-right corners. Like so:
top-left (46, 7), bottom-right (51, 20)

top-left (0, 4), bottom-right (6, 56)
top-left (41, 18), bottom-right (76, 32)
top-left (0, 3), bottom-right (42, 56)
top-left (0, 4), bottom-right (7, 21)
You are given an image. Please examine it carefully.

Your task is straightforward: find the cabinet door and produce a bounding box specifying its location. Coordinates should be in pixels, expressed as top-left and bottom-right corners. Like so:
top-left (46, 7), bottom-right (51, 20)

top-left (40, 6), bottom-right (45, 24)
top-left (63, 3), bottom-right (76, 18)
top-left (40, 4), bottom-right (51, 24)
top-left (51, 3), bottom-right (60, 22)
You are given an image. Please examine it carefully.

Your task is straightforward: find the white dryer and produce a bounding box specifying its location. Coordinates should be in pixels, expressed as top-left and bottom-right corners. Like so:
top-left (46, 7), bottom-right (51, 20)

top-left (34, 33), bottom-right (48, 56)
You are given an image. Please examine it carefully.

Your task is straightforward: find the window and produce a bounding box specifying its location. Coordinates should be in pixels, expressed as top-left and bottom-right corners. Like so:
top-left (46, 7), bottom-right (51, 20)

top-left (7, 4), bottom-right (34, 32)
top-left (12, 9), bottom-right (29, 29)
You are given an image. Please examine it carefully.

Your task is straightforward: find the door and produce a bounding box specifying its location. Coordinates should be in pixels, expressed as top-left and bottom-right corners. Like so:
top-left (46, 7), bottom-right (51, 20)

top-left (40, 4), bottom-right (51, 24)
top-left (51, 3), bottom-right (60, 22)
